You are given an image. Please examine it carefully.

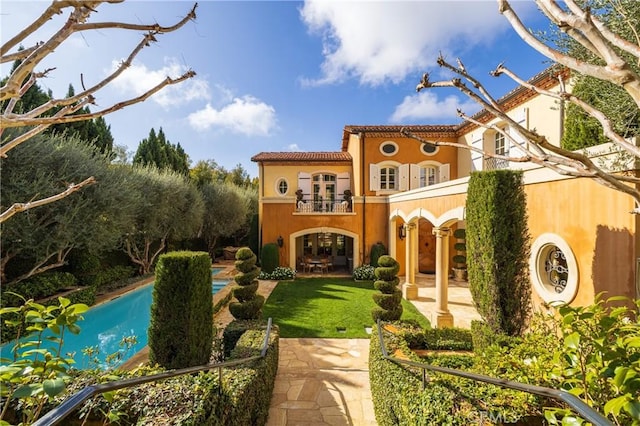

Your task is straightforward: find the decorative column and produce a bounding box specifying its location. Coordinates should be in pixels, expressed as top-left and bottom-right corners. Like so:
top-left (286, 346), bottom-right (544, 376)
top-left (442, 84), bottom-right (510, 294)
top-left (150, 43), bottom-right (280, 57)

top-left (402, 222), bottom-right (418, 300)
top-left (433, 226), bottom-right (453, 327)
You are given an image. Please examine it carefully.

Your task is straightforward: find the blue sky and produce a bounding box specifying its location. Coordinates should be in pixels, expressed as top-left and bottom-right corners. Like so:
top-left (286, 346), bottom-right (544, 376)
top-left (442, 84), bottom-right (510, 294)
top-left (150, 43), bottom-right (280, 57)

top-left (1, 1), bottom-right (551, 177)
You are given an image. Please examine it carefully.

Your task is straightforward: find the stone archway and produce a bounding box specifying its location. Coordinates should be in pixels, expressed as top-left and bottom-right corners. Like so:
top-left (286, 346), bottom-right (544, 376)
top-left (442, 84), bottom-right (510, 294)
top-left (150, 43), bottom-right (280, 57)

top-left (288, 227), bottom-right (360, 272)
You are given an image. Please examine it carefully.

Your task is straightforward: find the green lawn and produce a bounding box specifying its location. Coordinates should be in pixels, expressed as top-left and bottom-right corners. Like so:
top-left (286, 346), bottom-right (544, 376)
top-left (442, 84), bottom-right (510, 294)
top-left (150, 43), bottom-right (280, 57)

top-left (262, 278), bottom-right (430, 338)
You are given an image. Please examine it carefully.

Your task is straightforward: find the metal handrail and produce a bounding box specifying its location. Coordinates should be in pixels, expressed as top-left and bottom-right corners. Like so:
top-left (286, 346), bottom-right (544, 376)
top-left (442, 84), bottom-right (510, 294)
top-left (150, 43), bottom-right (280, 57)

top-left (376, 320), bottom-right (613, 426)
top-left (34, 318), bottom-right (273, 426)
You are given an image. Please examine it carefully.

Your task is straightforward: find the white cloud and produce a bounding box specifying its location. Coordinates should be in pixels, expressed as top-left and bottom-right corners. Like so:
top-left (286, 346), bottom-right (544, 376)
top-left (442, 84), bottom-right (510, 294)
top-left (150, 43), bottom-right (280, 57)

top-left (287, 144), bottom-right (302, 151)
top-left (300, 0), bottom-right (511, 86)
top-left (188, 96), bottom-right (277, 136)
top-left (109, 58), bottom-right (210, 108)
top-left (390, 92), bottom-right (479, 122)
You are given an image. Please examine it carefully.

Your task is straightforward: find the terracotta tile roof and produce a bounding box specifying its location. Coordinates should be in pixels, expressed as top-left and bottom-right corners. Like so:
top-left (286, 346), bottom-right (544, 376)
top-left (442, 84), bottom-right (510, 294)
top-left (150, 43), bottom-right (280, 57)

top-left (343, 124), bottom-right (457, 135)
top-left (251, 151), bottom-right (352, 162)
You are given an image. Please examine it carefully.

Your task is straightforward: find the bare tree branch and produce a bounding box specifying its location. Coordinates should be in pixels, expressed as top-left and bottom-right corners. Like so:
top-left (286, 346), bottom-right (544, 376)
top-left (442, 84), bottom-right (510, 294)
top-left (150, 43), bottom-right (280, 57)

top-left (498, 0), bottom-right (640, 106)
top-left (0, 1), bottom-right (198, 220)
top-left (411, 0), bottom-right (640, 212)
top-left (0, 176), bottom-right (96, 223)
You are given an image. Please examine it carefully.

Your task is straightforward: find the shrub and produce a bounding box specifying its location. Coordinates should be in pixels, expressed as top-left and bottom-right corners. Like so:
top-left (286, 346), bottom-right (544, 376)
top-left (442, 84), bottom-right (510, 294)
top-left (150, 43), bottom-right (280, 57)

top-left (260, 242), bottom-right (279, 273)
top-left (543, 296), bottom-right (640, 425)
top-left (258, 266), bottom-right (296, 280)
top-left (353, 264), bottom-right (375, 280)
top-left (2, 272), bottom-right (78, 305)
top-left (466, 170), bottom-right (531, 336)
top-left (370, 241), bottom-right (387, 267)
top-left (84, 265), bottom-right (136, 290)
top-left (369, 322), bottom-right (538, 425)
top-left (229, 247), bottom-right (264, 320)
top-left (148, 251), bottom-right (213, 369)
top-left (371, 255), bottom-right (402, 322)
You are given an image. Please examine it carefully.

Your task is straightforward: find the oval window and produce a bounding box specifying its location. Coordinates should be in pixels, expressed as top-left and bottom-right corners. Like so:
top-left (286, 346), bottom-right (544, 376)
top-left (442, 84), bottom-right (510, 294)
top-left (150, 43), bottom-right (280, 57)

top-left (530, 234), bottom-right (579, 304)
top-left (420, 142), bottom-right (438, 155)
top-left (276, 178), bottom-right (288, 196)
top-left (380, 141), bottom-right (398, 156)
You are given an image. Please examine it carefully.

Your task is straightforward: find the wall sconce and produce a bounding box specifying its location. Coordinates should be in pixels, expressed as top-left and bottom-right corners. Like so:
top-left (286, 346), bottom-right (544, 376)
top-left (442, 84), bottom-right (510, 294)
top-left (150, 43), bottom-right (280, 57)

top-left (398, 225), bottom-right (406, 240)
top-left (277, 235), bottom-right (284, 248)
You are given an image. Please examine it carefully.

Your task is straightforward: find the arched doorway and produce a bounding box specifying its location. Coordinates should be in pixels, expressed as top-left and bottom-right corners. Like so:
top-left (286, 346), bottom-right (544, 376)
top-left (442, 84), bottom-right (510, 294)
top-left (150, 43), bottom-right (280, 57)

top-left (289, 227), bottom-right (360, 273)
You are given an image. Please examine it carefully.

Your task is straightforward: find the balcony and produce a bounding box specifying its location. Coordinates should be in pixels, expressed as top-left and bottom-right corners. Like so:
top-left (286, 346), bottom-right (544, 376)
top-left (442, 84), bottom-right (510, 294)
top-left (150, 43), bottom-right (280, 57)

top-left (295, 199), bottom-right (352, 214)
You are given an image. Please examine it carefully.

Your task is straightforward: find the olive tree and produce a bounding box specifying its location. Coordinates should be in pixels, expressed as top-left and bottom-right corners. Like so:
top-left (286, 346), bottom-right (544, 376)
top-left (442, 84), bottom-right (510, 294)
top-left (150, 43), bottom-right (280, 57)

top-left (122, 166), bottom-right (204, 274)
top-left (199, 182), bottom-right (248, 261)
top-left (0, 132), bottom-right (137, 285)
top-left (0, 1), bottom-right (197, 222)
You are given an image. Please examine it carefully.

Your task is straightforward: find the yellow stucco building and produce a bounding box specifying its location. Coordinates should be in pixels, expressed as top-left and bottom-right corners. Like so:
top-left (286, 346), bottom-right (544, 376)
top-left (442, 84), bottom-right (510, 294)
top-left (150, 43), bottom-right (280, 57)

top-left (251, 68), bottom-right (638, 327)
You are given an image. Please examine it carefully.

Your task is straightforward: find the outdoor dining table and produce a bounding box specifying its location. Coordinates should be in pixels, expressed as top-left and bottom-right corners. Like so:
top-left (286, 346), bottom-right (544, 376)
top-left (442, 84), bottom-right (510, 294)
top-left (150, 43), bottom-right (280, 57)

top-left (307, 257), bottom-right (326, 273)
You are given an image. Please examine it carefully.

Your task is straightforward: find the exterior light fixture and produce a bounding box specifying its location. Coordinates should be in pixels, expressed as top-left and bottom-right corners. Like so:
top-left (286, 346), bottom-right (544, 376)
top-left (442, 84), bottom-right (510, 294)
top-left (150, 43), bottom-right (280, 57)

top-left (277, 235), bottom-right (284, 247)
top-left (398, 225), bottom-right (406, 240)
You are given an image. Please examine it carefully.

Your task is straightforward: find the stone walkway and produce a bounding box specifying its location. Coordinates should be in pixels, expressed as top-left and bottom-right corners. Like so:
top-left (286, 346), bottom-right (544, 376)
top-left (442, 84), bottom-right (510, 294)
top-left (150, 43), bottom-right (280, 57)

top-left (264, 273), bottom-right (480, 426)
top-left (267, 338), bottom-right (376, 426)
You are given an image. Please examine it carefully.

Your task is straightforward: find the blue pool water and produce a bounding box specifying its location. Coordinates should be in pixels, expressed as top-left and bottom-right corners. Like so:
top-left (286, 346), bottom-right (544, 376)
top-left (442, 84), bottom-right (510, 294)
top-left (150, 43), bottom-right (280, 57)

top-left (1, 269), bottom-right (228, 369)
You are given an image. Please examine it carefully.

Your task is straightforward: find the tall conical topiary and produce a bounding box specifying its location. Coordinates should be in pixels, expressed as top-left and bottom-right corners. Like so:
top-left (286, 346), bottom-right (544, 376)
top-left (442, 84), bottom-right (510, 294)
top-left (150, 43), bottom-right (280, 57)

top-left (229, 247), bottom-right (264, 320)
top-left (371, 255), bottom-right (402, 321)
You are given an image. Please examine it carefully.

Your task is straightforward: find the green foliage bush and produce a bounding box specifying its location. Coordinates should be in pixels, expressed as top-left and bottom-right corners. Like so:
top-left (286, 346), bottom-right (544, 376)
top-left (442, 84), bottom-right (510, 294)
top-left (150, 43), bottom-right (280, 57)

top-left (258, 266), bottom-right (296, 280)
top-left (353, 264), bottom-right (375, 280)
top-left (2, 272), bottom-right (78, 306)
top-left (371, 255), bottom-right (402, 322)
top-left (260, 242), bottom-right (279, 274)
top-left (370, 241), bottom-right (387, 267)
top-left (369, 323), bottom-right (535, 425)
top-left (148, 251), bottom-right (213, 369)
top-left (466, 170), bottom-right (531, 336)
top-left (229, 247), bottom-right (264, 320)
top-left (83, 265), bottom-right (136, 290)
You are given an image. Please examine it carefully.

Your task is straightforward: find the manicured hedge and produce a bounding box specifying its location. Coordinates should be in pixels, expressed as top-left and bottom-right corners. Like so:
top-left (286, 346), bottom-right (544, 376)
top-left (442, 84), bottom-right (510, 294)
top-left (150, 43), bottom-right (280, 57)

top-left (466, 170), bottom-right (532, 336)
top-left (136, 322), bottom-right (279, 425)
top-left (229, 247), bottom-right (264, 320)
top-left (260, 242), bottom-right (279, 274)
top-left (369, 322), bottom-right (536, 425)
top-left (148, 251), bottom-right (213, 369)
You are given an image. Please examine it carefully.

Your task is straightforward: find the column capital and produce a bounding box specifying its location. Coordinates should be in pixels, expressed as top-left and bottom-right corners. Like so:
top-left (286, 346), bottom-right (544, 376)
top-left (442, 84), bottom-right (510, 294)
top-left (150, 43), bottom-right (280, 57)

top-left (432, 227), bottom-right (450, 238)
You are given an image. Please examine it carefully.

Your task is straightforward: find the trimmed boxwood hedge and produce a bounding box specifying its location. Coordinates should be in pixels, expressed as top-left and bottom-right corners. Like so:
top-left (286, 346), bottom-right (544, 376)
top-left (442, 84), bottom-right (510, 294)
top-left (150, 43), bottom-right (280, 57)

top-left (132, 323), bottom-right (279, 426)
top-left (148, 251), bottom-right (213, 369)
top-left (62, 323), bottom-right (280, 426)
top-left (369, 322), bottom-right (538, 425)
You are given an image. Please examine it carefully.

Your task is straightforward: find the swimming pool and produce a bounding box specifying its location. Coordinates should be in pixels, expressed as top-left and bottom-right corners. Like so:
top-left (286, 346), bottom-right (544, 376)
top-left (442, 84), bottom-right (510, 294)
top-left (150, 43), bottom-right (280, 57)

top-left (1, 269), bottom-right (229, 369)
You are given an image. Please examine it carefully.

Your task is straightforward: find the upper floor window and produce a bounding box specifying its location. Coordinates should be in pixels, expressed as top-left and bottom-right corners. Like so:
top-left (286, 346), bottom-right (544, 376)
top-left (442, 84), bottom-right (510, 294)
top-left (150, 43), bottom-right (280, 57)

top-left (495, 132), bottom-right (507, 156)
top-left (380, 166), bottom-right (397, 190)
top-left (419, 166), bottom-right (437, 187)
top-left (380, 141), bottom-right (398, 156)
top-left (420, 142), bottom-right (439, 156)
top-left (276, 178), bottom-right (288, 195)
top-left (493, 131), bottom-right (509, 169)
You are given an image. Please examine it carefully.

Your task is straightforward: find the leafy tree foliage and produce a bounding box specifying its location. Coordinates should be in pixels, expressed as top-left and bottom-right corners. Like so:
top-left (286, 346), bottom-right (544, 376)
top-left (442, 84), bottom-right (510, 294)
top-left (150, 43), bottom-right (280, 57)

top-left (133, 127), bottom-right (190, 175)
top-left (199, 182), bottom-right (248, 260)
top-left (121, 166), bottom-right (204, 274)
top-left (559, 1), bottom-right (640, 150)
top-left (0, 132), bottom-right (137, 285)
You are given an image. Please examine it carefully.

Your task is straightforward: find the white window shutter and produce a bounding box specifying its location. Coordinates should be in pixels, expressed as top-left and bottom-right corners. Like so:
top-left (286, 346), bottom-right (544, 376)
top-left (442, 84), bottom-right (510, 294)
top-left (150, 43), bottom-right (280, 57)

top-left (398, 164), bottom-right (409, 191)
top-left (298, 172), bottom-right (311, 198)
top-left (409, 164), bottom-right (420, 189)
top-left (369, 164), bottom-right (380, 191)
top-left (336, 172), bottom-right (350, 196)
top-left (439, 163), bottom-right (450, 183)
